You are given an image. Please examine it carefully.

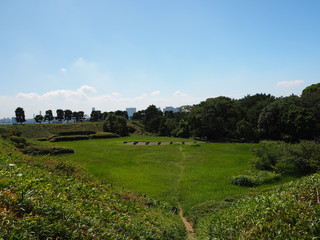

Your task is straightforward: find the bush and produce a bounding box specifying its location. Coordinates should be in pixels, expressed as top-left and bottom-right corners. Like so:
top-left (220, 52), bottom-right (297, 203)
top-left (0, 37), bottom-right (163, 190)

top-left (58, 131), bottom-right (96, 136)
top-left (22, 146), bottom-right (74, 155)
top-left (231, 171), bottom-right (281, 187)
top-left (252, 141), bottom-right (320, 176)
top-left (50, 135), bottom-right (90, 142)
top-left (90, 133), bottom-right (119, 139)
top-left (202, 174), bottom-right (320, 239)
top-left (231, 176), bottom-right (256, 187)
top-left (9, 136), bottom-right (28, 148)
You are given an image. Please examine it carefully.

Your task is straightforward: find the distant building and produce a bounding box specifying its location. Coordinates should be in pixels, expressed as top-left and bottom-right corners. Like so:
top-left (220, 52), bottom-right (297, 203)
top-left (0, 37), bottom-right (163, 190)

top-left (163, 106), bottom-right (179, 113)
top-left (126, 108), bottom-right (136, 119)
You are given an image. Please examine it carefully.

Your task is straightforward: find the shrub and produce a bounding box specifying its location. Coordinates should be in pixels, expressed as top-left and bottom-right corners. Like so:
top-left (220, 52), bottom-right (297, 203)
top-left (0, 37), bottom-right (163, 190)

top-left (90, 133), bottom-right (119, 139)
top-left (252, 141), bottom-right (320, 176)
top-left (50, 135), bottom-right (90, 142)
top-left (9, 136), bottom-right (28, 148)
top-left (231, 171), bottom-right (280, 187)
top-left (58, 131), bottom-right (96, 136)
top-left (202, 174), bottom-right (320, 239)
top-left (231, 176), bottom-right (256, 187)
top-left (22, 146), bottom-right (74, 155)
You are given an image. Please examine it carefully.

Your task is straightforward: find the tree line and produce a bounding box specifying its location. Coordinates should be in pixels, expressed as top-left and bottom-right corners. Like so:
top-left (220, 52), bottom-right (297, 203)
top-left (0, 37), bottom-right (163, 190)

top-left (14, 83), bottom-right (320, 142)
top-left (131, 83), bottom-right (320, 142)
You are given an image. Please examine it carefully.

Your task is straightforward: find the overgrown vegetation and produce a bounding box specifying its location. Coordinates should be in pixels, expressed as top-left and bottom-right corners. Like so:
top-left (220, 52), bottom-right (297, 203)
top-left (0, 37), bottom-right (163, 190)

top-left (197, 174), bottom-right (320, 239)
top-left (252, 141), bottom-right (320, 176)
top-left (0, 137), bottom-right (186, 239)
top-left (231, 170), bottom-right (281, 187)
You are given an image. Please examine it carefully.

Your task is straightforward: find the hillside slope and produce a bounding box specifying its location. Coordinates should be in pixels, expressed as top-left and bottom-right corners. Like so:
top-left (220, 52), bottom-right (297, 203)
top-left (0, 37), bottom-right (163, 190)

top-left (0, 138), bottom-right (185, 239)
top-left (196, 173), bottom-right (320, 239)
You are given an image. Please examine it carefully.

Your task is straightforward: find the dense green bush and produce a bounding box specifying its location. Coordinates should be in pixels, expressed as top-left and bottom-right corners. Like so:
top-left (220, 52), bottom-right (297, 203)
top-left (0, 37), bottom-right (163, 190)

top-left (58, 130), bottom-right (96, 136)
top-left (252, 141), bottom-right (320, 175)
top-left (9, 136), bottom-right (28, 148)
top-left (21, 146), bottom-right (74, 155)
top-left (231, 170), bottom-right (281, 187)
top-left (90, 132), bottom-right (119, 139)
top-left (50, 135), bottom-right (90, 142)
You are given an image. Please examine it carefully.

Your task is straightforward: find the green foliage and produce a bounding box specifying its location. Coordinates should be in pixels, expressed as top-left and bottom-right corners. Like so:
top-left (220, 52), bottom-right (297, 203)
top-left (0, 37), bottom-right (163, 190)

top-left (252, 141), bottom-right (320, 175)
top-left (90, 132), bottom-right (119, 139)
top-left (143, 105), bottom-right (164, 134)
top-left (56, 109), bottom-right (64, 122)
top-left (0, 122), bottom-right (104, 139)
top-left (34, 114), bottom-right (44, 124)
top-left (15, 107), bottom-right (26, 124)
top-left (103, 113), bottom-right (129, 136)
top-left (9, 136), bottom-right (28, 149)
top-left (302, 82), bottom-right (320, 95)
top-left (200, 174), bottom-right (320, 239)
top-left (0, 139), bottom-right (186, 239)
top-left (21, 146), bottom-right (74, 155)
top-left (189, 97), bottom-right (238, 140)
top-left (58, 130), bottom-right (96, 136)
top-left (50, 135), bottom-right (90, 142)
top-left (231, 170), bottom-right (281, 187)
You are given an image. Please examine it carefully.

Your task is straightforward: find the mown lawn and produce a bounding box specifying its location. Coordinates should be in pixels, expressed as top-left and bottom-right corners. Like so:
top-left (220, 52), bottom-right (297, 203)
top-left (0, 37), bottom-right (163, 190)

top-left (51, 136), bottom-right (258, 213)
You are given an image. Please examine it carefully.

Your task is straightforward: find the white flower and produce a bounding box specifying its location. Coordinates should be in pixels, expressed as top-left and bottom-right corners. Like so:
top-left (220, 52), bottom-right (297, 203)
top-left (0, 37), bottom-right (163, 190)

top-left (9, 163), bottom-right (15, 167)
top-left (17, 173), bottom-right (23, 177)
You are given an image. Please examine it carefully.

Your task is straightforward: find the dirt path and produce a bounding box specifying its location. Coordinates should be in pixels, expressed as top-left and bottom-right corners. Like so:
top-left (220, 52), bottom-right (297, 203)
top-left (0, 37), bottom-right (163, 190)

top-left (179, 206), bottom-right (195, 240)
top-left (177, 147), bottom-right (196, 240)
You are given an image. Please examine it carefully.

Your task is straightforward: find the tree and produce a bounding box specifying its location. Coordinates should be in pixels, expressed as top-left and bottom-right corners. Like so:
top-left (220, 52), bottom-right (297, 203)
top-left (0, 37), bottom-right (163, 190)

top-left (258, 95), bottom-right (300, 140)
top-left (44, 110), bottom-right (54, 123)
top-left (301, 83), bottom-right (320, 96)
top-left (115, 110), bottom-right (129, 120)
top-left (176, 119), bottom-right (190, 138)
top-left (72, 111), bottom-right (79, 122)
top-left (132, 110), bottom-right (145, 121)
top-left (103, 113), bottom-right (129, 136)
top-left (78, 111), bottom-right (85, 122)
top-left (189, 97), bottom-right (239, 140)
top-left (143, 105), bottom-right (164, 134)
top-left (56, 109), bottom-right (64, 122)
top-left (34, 114), bottom-right (44, 124)
top-left (64, 109), bottom-right (72, 123)
top-left (90, 110), bottom-right (103, 122)
top-left (15, 107), bottom-right (26, 124)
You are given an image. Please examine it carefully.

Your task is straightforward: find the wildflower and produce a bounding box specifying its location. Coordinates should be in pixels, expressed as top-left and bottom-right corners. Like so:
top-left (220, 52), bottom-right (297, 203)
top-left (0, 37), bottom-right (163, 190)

top-left (17, 173), bottom-right (23, 177)
top-left (9, 163), bottom-right (15, 167)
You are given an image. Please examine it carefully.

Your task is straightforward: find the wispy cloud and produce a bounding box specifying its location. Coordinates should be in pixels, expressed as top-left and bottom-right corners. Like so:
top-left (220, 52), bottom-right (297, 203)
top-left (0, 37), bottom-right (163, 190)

top-left (277, 80), bottom-right (305, 87)
top-left (173, 91), bottom-right (188, 97)
top-left (150, 90), bottom-right (161, 96)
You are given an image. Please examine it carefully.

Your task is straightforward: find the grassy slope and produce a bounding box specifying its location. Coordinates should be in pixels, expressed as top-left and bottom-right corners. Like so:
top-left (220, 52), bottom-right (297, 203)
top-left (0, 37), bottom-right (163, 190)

top-left (0, 122), bottom-right (104, 139)
top-left (0, 137), bottom-right (186, 239)
top-left (196, 173), bottom-right (320, 239)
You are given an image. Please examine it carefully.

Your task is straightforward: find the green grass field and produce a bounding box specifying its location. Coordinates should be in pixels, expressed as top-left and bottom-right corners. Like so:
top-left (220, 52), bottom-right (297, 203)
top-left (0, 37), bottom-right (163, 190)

top-left (50, 136), bottom-right (258, 214)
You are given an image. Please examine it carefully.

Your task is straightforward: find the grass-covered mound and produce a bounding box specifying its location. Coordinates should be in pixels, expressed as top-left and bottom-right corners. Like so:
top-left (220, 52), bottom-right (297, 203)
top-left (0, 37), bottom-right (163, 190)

top-left (0, 122), bottom-right (104, 139)
top-left (0, 138), bottom-right (185, 239)
top-left (196, 173), bottom-right (320, 239)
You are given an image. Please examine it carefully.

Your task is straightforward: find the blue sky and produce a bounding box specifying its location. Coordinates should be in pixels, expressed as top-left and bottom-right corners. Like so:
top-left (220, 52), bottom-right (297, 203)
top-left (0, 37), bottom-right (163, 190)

top-left (0, 0), bottom-right (319, 118)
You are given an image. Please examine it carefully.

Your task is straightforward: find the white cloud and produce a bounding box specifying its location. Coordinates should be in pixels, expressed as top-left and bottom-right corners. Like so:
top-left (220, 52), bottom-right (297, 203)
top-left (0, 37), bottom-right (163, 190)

top-left (173, 91), bottom-right (188, 97)
top-left (60, 68), bottom-right (67, 73)
top-left (111, 92), bottom-right (121, 96)
top-left (277, 80), bottom-right (305, 87)
top-left (150, 90), bottom-right (161, 96)
top-left (0, 86), bottom-right (199, 119)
